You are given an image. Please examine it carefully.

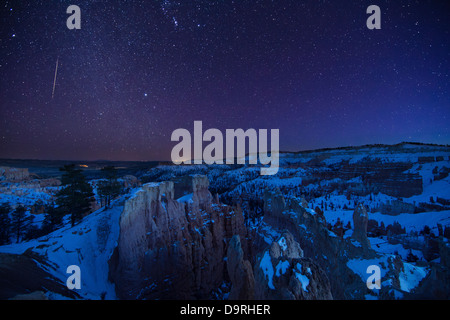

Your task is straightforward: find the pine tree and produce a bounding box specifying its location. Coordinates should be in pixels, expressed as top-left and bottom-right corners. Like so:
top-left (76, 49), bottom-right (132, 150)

top-left (380, 221), bottom-right (387, 236)
top-left (406, 250), bottom-right (419, 262)
top-left (42, 204), bottom-right (64, 233)
top-left (98, 166), bottom-right (123, 208)
top-left (56, 164), bottom-right (94, 227)
top-left (345, 221), bottom-right (352, 230)
top-left (11, 205), bottom-right (34, 243)
top-left (422, 225), bottom-right (431, 236)
top-left (0, 202), bottom-right (12, 245)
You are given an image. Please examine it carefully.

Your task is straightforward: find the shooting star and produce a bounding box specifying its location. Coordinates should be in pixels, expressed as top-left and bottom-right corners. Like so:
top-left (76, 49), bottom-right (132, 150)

top-left (51, 57), bottom-right (59, 99)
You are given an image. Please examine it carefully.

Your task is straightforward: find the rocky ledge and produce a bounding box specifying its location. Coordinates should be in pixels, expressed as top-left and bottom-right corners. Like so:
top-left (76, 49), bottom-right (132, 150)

top-left (109, 175), bottom-right (248, 299)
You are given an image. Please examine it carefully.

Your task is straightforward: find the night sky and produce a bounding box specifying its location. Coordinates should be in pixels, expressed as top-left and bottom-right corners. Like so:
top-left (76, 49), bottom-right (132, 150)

top-left (1, 0), bottom-right (449, 161)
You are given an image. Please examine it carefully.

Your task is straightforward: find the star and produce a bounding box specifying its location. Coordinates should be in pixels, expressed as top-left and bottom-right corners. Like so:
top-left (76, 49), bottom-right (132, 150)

top-left (0, 1), bottom-right (448, 161)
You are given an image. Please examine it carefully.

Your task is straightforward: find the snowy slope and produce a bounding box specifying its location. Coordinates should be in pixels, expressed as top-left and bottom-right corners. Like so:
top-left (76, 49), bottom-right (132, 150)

top-left (324, 209), bottom-right (450, 234)
top-left (0, 197), bottom-right (125, 299)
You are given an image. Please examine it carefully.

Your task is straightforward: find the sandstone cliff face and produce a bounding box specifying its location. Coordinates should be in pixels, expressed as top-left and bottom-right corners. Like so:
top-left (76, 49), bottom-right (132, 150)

top-left (0, 167), bottom-right (30, 182)
top-left (261, 189), bottom-right (375, 299)
top-left (352, 204), bottom-right (371, 249)
top-left (254, 232), bottom-right (333, 300)
top-left (227, 235), bottom-right (255, 300)
top-left (259, 189), bottom-right (445, 300)
top-left (311, 160), bottom-right (423, 198)
top-left (109, 175), bottom-right (248, 299)
top-left (378, 200), bottom-right (416, 215)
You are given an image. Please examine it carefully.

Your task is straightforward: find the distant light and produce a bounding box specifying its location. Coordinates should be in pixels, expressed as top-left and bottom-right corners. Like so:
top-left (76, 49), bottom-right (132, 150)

top-left (12, 34), bottom-right (16, 37)
top-left (79, 164), bottom-right (88, 168)
top-left (144, 93), bottom-right (148, 97)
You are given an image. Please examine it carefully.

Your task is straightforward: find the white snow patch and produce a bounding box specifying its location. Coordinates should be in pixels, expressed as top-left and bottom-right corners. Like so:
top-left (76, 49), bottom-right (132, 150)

top-left (275, 260), bottom-right (290, 277)
top-left (398, 262), bottom-right (428, 293)
top-left (278, 236), bottom-right (287, 251)
top-left (260, 251), bottom-right (275, 290)
top-left (177, 193), bottom-right (193, 203)
top-left (294, 263), bottom-right (310, 292)
top-left (346, 256), bottom-right (389, 282)
top-left (0, 198), bottom-right (124, 299)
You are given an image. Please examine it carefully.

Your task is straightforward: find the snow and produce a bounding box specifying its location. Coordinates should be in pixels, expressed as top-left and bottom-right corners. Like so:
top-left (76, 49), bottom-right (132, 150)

top-left (346, 255), bottom-right (428, 294)
top-left (308, 146), bottom-right (450, 166)
top-left (294, 263), bottom-right (310, 292)
top-left (369, 237), bottom-right (424, 261)
top-left (260, 251), bottom-right (275, 290)
top-left (404, 176), bottom-right (450, 205)
top-left (275, 260), bottom-right (290, 277)
top-left (0, 143), bottom-right (448, 299)
top-left (177, 193), bottom-right (193, 203)
top-left (390, 289), bottom-right (404, 300)
top-left (255, 220), bottom-right (281, 245)
top-left (325, 210), bottom-right (450, 234)
top-left (346, 256), bottom-right (389, 283)
top-left (277, 236), bottom-right (287, 251)
top-left (0, 197), bottom-right (124, 299)
top-left (398, 262), bottom-right (428, 293)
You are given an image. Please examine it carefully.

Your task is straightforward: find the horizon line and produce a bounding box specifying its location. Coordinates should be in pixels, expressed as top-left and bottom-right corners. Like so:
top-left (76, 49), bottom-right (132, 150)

top-left (0, 141), bottom-right (448, 163)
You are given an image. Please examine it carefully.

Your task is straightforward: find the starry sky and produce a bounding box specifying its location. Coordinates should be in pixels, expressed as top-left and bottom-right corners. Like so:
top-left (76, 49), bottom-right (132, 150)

top-left (1, 0), bottom-right (449, 161)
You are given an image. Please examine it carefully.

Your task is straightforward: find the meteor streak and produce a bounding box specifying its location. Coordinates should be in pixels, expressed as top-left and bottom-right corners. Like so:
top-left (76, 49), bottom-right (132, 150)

top-left (51, 57), bottom-right (59, 99)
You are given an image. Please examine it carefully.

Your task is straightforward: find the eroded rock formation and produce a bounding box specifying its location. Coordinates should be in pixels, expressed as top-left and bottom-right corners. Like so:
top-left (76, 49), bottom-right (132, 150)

top-left (109, 175), bottom-right (248, 299)
top-left (227, 235), bottom-right (255, 300)
top-left (352, 203), bottom-right (371, 249)
top-left (254, 232), bottom-right (333, 300)
top-left (261, 188), bottom-right (376, 299)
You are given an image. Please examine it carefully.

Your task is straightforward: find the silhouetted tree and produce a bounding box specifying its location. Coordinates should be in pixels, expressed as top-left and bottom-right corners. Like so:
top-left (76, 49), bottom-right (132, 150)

top-left (387, 221), bottom-right (406, 236)
top-left (24, 225), bottom-right (43, 241)
top-left (345, 221), bottom-right (352, 231)
top-left (314, 206), bottom-right (324, 219)
top-left (56, 164), bottom-right (94, 227)
top-left (437, 223), bottom-right (443, 237)
top-left (444, 226), bottom-right (450, 239)
top-left (421, 225), bottom-right (431, 236)
top-left (0, 202), bottom-right (12, 245)
top-left (11, 205), bottom-right (34, 243)
top-left (380, 221), bottom-right (387, 236)
top-left (406, 250), bottom-right (419, 263)
top-left (98, 166), bottom-right (123, 208)
top-left (333, 218), bottom-right (344, 238)
top-left (42, 204), bottom-right (64, 233)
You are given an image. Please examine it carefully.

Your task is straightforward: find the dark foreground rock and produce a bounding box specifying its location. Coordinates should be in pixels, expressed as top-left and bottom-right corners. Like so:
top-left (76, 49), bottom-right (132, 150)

top-left (0, 251), bottom-right (79, 300)
top-left (254, 232), bottom-right (333, 300)
top-left (227, 235), bottom-right (255, 299)
top-left (109, 175), bottom-right (249, 299)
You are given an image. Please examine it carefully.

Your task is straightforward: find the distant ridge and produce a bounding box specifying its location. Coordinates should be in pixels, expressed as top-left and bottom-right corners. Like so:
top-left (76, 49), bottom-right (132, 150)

top-left (1, 142), bottom-right (448, 164)
top-left (281, 141), bottom-right (450, 155)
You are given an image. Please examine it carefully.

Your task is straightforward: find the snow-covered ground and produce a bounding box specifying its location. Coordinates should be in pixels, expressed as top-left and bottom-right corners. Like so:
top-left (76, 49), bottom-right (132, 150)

top-left (368, 237), bottom-right (425, 261)
top-left (346, 255), bottom-right (429, 298)
top-left (0, 143), bottom-right (449, 300)
top-left (0, 198), bottom-right (125, 299)
top-left (324, 209), bottom-right (450, 235)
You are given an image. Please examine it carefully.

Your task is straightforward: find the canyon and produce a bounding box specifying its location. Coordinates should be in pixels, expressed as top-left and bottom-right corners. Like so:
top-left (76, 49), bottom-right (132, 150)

top-left (0, 142), bottom-right (449, 300)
